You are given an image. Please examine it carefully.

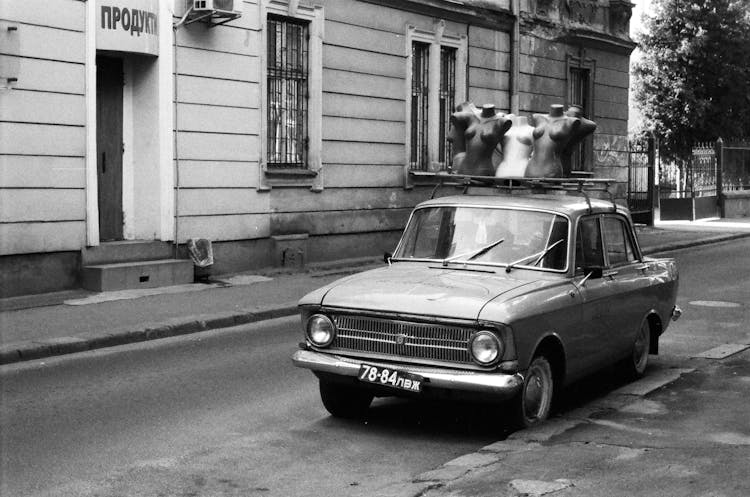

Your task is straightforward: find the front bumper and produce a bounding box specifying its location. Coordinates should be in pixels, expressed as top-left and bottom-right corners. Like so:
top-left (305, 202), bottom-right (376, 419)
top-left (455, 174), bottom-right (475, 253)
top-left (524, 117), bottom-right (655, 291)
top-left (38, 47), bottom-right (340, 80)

top-left (292, 349), bottom-right (523, 399)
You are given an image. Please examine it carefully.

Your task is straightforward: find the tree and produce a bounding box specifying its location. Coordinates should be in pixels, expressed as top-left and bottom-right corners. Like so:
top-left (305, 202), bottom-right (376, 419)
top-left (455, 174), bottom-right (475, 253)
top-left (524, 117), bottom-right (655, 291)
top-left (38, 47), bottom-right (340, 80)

top-left (632, 0), bottom-right (750, 161)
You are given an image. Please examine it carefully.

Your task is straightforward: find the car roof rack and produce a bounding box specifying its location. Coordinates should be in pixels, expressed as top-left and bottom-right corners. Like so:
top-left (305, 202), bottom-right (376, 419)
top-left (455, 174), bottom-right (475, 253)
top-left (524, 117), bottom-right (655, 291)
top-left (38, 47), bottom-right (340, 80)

top-left (428, 173), bottom-right (619, 213)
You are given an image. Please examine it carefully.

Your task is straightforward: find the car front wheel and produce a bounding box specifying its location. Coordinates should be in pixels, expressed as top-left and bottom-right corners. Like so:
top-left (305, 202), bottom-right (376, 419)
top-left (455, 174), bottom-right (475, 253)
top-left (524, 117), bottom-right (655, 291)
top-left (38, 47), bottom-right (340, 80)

top-left (319, 379), bottom-right (373, 418)
top-left (513, 355), bottom-right (554, 428)
top-left (621, 320), bottom-right (651, 379)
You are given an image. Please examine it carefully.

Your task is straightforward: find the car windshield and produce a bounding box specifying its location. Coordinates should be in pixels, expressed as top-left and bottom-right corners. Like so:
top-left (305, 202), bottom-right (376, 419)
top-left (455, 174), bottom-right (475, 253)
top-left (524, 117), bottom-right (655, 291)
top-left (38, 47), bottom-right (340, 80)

top-left (393, 206), bottom-right (569, 271)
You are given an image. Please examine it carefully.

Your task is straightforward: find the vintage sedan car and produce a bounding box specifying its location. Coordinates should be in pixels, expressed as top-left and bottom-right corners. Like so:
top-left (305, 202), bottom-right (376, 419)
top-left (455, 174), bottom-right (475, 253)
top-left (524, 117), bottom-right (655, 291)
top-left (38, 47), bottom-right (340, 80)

top-left (292, 187), bottom-right (681, 427)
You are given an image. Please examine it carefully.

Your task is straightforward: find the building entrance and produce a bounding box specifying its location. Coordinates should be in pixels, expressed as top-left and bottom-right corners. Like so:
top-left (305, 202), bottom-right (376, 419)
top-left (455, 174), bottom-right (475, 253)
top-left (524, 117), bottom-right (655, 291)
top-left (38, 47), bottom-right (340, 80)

top-left (96, 55), bottom-right (124, 241)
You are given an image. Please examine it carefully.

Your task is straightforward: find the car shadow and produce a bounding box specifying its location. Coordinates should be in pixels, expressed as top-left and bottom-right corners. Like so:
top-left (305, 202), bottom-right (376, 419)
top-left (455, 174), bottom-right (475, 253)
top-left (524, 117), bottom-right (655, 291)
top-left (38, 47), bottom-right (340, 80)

top-left (315, 397), bottom-right (516, 442)
top-left (312, 361), bottom-right (667, 443)
top-left (555, 364), bottom-right (642, 414)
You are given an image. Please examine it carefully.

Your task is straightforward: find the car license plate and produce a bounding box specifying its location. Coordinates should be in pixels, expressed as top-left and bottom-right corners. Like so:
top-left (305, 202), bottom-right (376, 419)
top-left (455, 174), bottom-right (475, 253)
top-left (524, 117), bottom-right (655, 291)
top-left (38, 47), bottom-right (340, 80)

top-left (358, 364), bottom-right (423, 392)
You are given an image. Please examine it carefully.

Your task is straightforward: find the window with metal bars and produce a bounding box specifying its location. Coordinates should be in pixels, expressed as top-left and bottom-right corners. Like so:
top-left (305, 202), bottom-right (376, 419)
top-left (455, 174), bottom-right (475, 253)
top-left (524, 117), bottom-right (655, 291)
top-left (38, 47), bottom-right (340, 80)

top-left (568, 67), bottom-right (591, 172)
top-left (439, 46), bottom-right (456, 168)
top-left (267, 15), bottom-right (309, 169)
top-left (410, 42), bottom-right (430, 171)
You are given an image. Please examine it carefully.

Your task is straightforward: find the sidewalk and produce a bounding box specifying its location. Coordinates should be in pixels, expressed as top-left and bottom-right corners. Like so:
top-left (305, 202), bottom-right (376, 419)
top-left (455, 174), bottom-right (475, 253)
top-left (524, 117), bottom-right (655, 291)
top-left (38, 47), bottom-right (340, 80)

top-left (2, 219), bottom-right (750, 366)
top-left (378, 350), bottom-right (750, 497)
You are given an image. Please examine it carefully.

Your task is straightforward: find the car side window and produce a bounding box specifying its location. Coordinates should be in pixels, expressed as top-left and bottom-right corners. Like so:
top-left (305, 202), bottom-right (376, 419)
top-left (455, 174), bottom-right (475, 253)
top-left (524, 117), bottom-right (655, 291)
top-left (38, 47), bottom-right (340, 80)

top-left (602, 216), bottom-right (636, 266)
top-left (575, 216), bottom-right (604, 270)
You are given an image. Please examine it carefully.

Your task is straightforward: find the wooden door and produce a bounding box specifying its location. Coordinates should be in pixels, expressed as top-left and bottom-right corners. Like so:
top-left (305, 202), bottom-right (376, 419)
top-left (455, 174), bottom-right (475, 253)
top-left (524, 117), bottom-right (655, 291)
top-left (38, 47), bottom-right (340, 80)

top-left (96, 56), bottom-right (124, 241)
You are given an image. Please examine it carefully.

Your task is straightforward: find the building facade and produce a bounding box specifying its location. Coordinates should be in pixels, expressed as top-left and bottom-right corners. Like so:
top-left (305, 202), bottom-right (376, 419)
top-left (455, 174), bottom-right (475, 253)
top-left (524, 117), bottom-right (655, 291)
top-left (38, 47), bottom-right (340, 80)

top-left (0, 0), bottom-right (634, 297)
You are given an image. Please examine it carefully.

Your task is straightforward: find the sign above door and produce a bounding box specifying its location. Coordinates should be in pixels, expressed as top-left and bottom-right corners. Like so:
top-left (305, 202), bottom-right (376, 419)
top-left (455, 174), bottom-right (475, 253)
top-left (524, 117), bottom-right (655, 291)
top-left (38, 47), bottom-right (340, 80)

top-left (96, 0), bottom-right (159, 56)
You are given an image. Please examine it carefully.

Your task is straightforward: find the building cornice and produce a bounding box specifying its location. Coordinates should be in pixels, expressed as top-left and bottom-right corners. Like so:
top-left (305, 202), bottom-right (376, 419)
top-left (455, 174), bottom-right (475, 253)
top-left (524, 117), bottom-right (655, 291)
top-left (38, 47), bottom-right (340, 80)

top-left (558, 28), bottom-right (637, 56)
top-left (360, 0), bottom-right (514, 31)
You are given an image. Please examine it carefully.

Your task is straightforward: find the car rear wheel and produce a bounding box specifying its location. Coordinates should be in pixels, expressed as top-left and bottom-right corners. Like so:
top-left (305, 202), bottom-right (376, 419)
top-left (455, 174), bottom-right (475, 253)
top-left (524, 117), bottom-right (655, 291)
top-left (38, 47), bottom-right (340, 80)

top-left (622, 320), bottom-right (650, 379)
top-left (513, 355), bottom-right (554, 428)
top-left (319, 379), bottom-right (373, 418)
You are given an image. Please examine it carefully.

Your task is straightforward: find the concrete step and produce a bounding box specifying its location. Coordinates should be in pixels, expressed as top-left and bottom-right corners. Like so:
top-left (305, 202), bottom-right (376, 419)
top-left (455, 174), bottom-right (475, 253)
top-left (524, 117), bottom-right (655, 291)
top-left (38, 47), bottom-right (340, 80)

top-left (82, 241), bottom-right (175, 266)
top-left (81, 259), bottom-right (194, 292)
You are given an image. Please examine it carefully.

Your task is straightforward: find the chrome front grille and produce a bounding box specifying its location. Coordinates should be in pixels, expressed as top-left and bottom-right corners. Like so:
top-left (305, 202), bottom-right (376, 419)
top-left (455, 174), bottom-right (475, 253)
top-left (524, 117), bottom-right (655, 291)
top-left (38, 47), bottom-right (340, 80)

top-left (331, 315), bottom-right (474, 364)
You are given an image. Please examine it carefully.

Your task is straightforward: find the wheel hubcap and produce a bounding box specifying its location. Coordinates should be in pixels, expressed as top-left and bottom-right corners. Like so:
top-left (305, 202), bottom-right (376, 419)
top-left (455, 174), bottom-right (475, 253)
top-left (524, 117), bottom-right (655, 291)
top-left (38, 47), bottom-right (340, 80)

top-left (634, 325), bottom-right (648, 367)
top-left (524, 365), bottom-right (549, 420)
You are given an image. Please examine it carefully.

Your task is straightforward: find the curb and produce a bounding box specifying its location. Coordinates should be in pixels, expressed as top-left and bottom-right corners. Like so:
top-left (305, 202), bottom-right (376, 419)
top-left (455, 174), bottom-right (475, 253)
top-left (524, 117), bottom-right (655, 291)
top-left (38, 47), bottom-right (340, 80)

top-left (641, 232), bottom-right (750, 255)
top-left (0, 304), bottom-right (299, 366)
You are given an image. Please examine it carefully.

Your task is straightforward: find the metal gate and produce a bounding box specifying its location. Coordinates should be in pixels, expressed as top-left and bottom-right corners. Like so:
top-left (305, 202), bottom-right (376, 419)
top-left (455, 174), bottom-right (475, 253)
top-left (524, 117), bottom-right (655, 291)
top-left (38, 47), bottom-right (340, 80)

top-left (627, 137), bottom-right (655, 225)
top-left (659, 142), bottom-right (719, 221)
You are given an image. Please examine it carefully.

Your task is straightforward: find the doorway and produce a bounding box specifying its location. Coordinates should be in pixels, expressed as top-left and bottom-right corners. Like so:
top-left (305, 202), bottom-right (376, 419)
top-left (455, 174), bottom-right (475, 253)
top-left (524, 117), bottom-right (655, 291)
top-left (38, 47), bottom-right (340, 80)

top-left (96, 55), bottom-right (124, 241)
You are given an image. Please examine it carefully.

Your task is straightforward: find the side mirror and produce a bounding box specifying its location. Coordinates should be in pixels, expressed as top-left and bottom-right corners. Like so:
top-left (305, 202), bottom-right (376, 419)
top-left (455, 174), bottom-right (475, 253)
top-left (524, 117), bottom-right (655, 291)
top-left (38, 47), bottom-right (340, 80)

top-left (383, 252), bottom-right (392, 264)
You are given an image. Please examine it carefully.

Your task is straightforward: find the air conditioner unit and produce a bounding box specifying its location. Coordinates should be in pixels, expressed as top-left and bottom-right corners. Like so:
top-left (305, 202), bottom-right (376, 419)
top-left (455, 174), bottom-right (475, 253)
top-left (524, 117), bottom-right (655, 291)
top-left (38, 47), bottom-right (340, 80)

top-left (192, 0), bottom-right (242, 16)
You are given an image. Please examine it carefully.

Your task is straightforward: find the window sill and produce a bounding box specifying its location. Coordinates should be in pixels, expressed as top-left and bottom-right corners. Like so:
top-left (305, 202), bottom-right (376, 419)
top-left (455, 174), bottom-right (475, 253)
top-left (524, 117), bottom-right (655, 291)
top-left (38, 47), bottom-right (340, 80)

top-left (265, 168), bottom-right (318, 179)
top-left (409, 170), bottom-right (453, 181)
top-left (261, 167), bottom-right (321, 191)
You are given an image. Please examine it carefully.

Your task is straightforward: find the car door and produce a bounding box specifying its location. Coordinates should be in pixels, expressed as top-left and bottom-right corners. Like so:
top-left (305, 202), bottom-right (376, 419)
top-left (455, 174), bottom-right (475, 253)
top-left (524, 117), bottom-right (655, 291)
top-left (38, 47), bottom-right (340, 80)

top-left (599, 214), bottom-right (652, 359)
top-left (571, 215), bottom-right (620, 377)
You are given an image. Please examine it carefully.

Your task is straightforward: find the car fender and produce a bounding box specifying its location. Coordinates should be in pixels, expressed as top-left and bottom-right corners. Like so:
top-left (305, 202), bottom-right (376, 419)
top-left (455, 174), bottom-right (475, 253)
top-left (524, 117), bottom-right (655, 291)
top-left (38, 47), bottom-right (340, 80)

top-left (521, 330), bottom-right (568, 375)
top-left (639, 308), bottom-right (664, 355)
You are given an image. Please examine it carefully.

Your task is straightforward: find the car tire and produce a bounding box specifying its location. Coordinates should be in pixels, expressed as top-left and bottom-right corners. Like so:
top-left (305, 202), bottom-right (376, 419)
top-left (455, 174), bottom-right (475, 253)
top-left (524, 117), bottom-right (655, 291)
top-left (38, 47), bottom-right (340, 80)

top-left (621, 320), bottom-right (651, 379)
top-left (319, 379), bottom-right (373, 419)
top-left (512, 355), bottom-right (554, 429)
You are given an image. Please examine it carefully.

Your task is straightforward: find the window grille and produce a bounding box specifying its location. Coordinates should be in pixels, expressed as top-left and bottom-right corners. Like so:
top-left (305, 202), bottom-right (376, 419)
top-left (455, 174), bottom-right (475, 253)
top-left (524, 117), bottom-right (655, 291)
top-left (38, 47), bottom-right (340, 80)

top-left (267, 16), bottom-right (309, 169)
top-left (439, 46), bottom-right (456, 170)
top-left (410, 42), bottom-right (430, 171)
top-left (569, 67), bottom-right (590, 172)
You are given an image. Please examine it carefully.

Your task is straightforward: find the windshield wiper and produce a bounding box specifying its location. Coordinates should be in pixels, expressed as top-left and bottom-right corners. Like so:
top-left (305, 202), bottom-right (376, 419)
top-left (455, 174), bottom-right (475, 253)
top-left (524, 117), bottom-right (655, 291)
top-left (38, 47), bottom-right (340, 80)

top-left (442, 238), bottom-right (505, 267)
top-left (505, 238), bottom-right (565, 273)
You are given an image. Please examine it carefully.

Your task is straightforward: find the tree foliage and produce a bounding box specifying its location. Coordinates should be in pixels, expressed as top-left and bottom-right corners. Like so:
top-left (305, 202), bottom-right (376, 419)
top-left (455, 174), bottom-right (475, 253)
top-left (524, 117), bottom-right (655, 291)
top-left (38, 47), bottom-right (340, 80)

top-left (632, 0), bottom-right (750, 161)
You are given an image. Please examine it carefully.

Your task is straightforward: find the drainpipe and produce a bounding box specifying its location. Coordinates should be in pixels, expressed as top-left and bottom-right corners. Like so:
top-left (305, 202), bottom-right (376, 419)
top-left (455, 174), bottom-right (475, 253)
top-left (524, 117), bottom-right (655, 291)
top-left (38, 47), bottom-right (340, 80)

top-left (510, 0), bottom-right (520, 115)
top-left (172, 8), bottom-right (193, 258)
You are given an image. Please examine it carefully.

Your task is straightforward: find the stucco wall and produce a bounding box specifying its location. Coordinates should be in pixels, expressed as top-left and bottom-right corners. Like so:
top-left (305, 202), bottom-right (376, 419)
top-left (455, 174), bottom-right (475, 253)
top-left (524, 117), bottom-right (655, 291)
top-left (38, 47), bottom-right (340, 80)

top-left (0, 0), bottom-right (87, 255)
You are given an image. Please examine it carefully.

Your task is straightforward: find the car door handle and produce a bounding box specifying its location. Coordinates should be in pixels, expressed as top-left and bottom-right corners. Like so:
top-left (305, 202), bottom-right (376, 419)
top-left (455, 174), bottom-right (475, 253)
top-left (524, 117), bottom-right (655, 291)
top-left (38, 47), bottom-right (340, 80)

top-left (602, 270), bottom-right (618, 278)
top-left (635, 264), bottom-right (649, 271)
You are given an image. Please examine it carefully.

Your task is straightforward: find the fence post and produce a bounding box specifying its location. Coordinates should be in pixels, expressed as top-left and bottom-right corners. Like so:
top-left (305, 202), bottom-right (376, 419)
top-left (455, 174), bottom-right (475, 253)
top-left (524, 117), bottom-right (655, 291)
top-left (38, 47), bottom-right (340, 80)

top-left (627, 139), bottom-right (632, 208)
top-left (652, 133), bottom-right (660, 223)
top-left (715, 138), bottom-right (724, 218)
top-left (647, 134), bottom-right (655, 225)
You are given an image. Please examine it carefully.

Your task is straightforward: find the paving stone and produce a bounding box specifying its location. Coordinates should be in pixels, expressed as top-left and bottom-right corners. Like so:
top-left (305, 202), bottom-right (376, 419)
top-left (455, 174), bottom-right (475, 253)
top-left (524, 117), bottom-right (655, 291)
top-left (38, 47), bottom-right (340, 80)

top-left (510, 417), bottom-right (585, 443)
top-left (611, 368), bottom-right (693, 396)
top-left (509, 478), bottom-right (574, 495)
top-left (444, 452), bottom-right (499, 467)
top-left (481, 439), bottom-right (538, 453)
top-left (693, 343), bottom-right (750, 359)
top-left (374, 481), bottom-right (440, 497)
top-left (415, 465), bottom-right (469, 482)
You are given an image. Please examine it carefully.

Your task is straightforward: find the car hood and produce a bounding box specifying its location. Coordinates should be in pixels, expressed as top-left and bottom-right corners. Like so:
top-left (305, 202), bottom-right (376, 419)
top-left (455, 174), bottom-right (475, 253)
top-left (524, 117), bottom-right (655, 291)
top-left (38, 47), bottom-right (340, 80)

top-left (314, 264), bottom-right (538, 320)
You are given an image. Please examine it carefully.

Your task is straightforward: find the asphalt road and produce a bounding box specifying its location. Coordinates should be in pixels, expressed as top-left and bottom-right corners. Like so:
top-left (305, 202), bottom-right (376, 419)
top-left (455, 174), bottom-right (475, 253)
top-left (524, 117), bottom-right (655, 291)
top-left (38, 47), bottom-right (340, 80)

top-left (0, 317), bottom-right (505, 497)
top-left (658, 238), bottom-right (750, 358)
top-left (1, 237), bottom-right (748, 497)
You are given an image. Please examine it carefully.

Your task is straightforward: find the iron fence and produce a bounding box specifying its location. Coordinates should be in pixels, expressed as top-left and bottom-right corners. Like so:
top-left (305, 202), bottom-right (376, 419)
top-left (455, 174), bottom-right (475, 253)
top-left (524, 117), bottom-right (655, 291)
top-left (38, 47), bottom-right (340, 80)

top-left (658, 141), bottom-right (718, 199)
top-left (691, 142), bottom-right (718, 197)
top-left (720, 140), bottom-right (750, 191)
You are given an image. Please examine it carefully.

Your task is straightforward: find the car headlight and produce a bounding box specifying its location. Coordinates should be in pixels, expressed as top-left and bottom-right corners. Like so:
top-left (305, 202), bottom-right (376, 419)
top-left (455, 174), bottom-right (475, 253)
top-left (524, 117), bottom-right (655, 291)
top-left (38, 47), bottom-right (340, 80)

top-left (469, 330), bottom-right (503, 366)
top-left (306, 314), bottom-right (336, 347)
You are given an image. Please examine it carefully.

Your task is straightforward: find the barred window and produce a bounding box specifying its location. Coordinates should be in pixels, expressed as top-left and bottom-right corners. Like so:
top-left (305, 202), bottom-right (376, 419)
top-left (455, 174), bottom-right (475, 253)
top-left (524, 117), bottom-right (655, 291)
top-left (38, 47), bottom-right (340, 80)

top-left (267, 16), bottom-right (309, 169)
top-left (410, 42), bottom-right (430, 170)
top-left (439, 46), bottom-right (456, 167)
top-left (406, 28), bottom-right (466, 179)
top-left (568, 67), bottom-right (590, 172)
